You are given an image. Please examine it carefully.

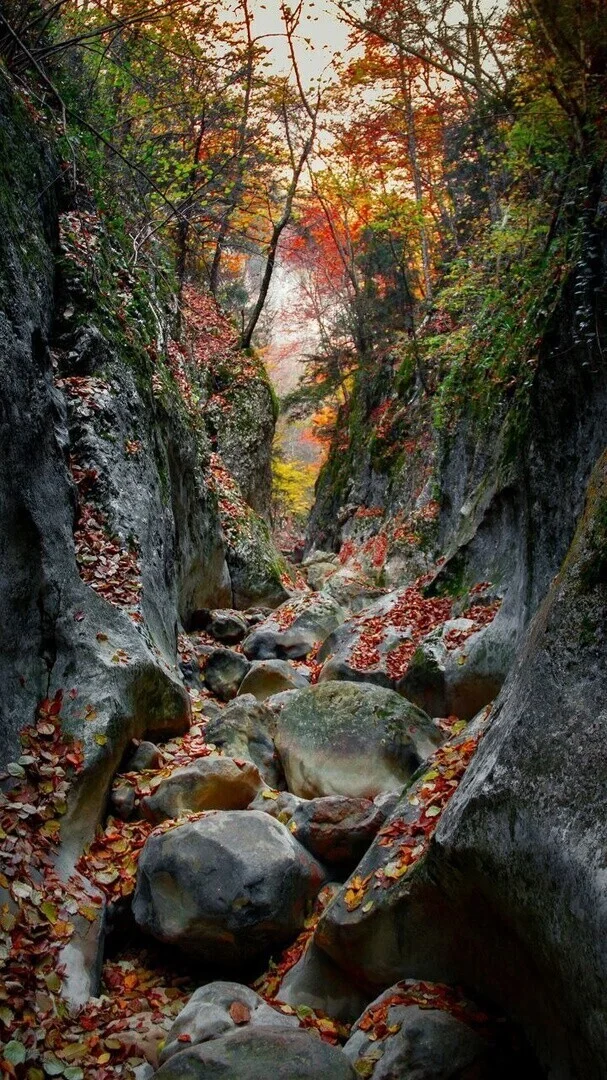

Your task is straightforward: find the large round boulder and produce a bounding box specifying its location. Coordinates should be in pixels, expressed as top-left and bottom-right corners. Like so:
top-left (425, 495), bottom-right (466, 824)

top-left (133, 810), bottom-right (327, 967)
top-left (204, 695), bottom-right (283, 788)
top-left (141, 756), bottom-right (264, 823)
top-left (274, 682), bottom-right (443, 799)
top-left (153, 1026), bottom-right (357, 1080)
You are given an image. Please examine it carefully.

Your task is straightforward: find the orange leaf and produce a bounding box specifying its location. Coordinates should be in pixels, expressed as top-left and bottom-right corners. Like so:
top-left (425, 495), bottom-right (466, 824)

top-left (229, 1001), bottom-right (251, 1024)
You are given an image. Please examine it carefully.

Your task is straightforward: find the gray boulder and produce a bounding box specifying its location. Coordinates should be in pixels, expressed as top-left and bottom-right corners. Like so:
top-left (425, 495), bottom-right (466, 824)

top-left (238, 659), bottom-right (310, 701)
top-left (274, 682), bottom-right (443, 799)
top-left (153, 1026), bottom-right (357, 1080)
top-left (317, 592), bottom-right (416, 691)
top-left (243, 594), bottom-right (345, 661)
top-left (133, 810), bottom-right (327, 966)
top-left (276, 942), bottom-right (370, 1023)
top-left (306, 560), bottom-right (339, 592)
top-left (205, 695), bottom-right (284, 788)
top-left (320, 568), bottom-right (387, 614)
top-left (209, 610), bottom-right (249, 645)
top-left (399, 616), bottom-right (512, 721)
top-left (141, 756), bottom-right (264, 823)
top-left (127, 740), bottom-right (162, 772)
top-left (160, 982), bottom-right (298, 1063)
top-left (344, 989), bottom-right (497, 1079)
top-left (204, 649), bottom-right (251, 701)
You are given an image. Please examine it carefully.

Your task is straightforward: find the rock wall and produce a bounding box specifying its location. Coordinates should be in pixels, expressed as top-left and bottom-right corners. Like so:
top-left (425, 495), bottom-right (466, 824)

top-left (316, 448), bottom-right (607, 1078)
top-left (307, 167), bottom-right (607, 674)
top-left (0, 80), bottom-right (287, 862)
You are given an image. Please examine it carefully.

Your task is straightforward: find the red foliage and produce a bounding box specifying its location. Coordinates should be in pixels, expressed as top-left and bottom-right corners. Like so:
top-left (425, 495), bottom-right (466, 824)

top-left (68, 454), bottom-right (142, 614)
top-left (348, 585), bottom-right (452, 679)
top-left (338, 539), bottom-right (358, 565)
top-left (444, 600), bottom-right (501, 651)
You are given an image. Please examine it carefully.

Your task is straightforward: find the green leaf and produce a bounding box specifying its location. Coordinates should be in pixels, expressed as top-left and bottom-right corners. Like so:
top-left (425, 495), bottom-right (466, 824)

top-left (40, 901), bottom-right (59, 924)
top-left (5, 1041), bottom-right (26, 1065)
top-left (42, 1058), bottom-right (65, 1076)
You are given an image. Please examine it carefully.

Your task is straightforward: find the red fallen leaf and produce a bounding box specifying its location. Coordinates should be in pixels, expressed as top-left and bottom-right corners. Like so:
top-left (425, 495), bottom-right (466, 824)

top-left (229, 1002), bottom-right (251, 1024)
top-left (68, 688), bottom-right (78, 700)
top-left (74, 611), bottom-right (85, 622)
top-left (178, 1033), bottom-right (192, 1043)
top-left (48, 691), bottom-right (63, 716)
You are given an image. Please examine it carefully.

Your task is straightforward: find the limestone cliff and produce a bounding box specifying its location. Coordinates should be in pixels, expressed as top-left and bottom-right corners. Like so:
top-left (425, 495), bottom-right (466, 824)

top-left (0, 79), bottom-right (290, 860)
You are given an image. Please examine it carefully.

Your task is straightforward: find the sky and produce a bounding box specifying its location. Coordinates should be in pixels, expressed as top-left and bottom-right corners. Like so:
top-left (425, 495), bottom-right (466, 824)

top-left (244, 0), bottom-right (349, 84)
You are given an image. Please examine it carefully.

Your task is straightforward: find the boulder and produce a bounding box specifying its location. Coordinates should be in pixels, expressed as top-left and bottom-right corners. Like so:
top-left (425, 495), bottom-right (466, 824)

top-left (133, 810), bottom-right (327, 967)
top-left (110, 781), bottom-right (137, 820)
top-left (288, 794), bottom-right (398, 871)
top-left (306, 560), bottom-right (339, 592)
top-left (127, 740), bottom-right (162, 772)
top-left (238, 660), bottom-right (310, 701)
top-left (320, 568), bottom-right (387, 614)
top-left (274, 682), bottom-right (443, 799)
top-left (242, 594), bottom-right (345, 661)
top-left (276, 942), bottom-right (370, 1024)
top-left (205, 695), bottom-right (284, 788)
top-left (153, 1026), bottom-right (357, 1080)
top-left (209, 610), bottom-right (249, 645)
top-left (159, 982), bottom-right (298, 1063)
top-left (398, 616), bottom-right (512, 721)
top-left (317, 592), bottom-right (416, 691)
top-left (204, 649), bottom-right (251, 701)
top-left (247, 788), bottom-right (305, 822)
top-left (248, 789), bottom-right (395, 869)
top-left (141, 757), bottom-right (264, 823)
top-left (344, 987), bottom-right (498, 1080)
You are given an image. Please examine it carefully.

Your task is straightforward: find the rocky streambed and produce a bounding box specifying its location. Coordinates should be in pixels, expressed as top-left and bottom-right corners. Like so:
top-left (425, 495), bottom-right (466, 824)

top-left (1, 546), bottom-right (540, 1079)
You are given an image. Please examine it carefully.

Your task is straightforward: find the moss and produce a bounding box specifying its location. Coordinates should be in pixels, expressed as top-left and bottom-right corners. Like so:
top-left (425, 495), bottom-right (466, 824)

top-left (426, 552), bottom-right (468, 600)
top-left (578, 496), bottom-right (607, 591)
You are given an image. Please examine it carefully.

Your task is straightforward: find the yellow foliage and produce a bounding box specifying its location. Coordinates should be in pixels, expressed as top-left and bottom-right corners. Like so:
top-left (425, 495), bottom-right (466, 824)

top-left (272, 457), bottom-right (317, 520)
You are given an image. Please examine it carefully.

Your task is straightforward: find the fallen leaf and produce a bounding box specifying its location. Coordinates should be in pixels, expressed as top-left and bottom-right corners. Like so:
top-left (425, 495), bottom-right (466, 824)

top-left (4, 1041), bottom-right (26, 1066)
top-left (229, 1001), bottom-right (251, 1024)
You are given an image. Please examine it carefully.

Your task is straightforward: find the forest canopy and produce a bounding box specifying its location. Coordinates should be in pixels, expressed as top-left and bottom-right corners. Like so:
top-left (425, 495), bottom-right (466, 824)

top-left (1, 0), bottom-right (606, 428)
